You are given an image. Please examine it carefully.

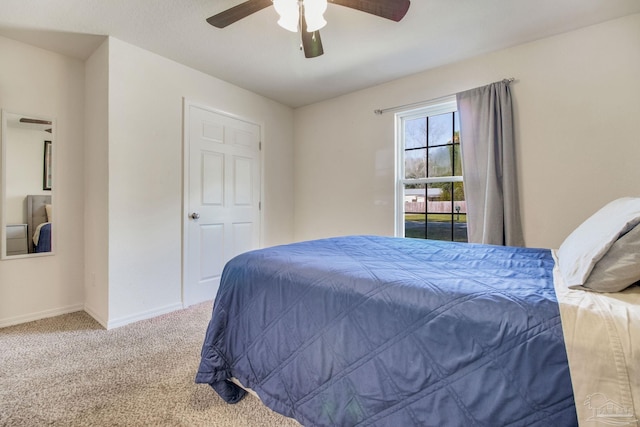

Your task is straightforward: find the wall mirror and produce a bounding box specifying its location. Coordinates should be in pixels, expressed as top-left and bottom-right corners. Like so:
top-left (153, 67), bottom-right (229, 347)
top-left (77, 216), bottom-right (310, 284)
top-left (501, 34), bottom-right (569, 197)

top-left (1, 110), bottom-right (55, 259)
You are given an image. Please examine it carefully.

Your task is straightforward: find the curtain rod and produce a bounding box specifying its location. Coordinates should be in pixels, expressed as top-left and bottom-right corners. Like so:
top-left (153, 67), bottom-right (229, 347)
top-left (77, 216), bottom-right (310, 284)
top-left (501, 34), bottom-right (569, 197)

top-left (373, 77), bottom-right (515, 115)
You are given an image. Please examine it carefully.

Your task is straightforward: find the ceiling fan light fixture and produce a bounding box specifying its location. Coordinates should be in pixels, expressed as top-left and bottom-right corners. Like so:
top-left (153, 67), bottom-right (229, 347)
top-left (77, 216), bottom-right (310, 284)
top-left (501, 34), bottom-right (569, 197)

top-left (303, 0), bottom-right (327, 32)
top-left (273, 0), bottom-right (299, 32)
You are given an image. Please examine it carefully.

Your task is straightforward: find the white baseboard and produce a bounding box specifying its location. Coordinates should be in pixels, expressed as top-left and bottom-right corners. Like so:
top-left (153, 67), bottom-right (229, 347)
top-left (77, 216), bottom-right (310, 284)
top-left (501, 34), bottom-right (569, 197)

top-left (0, 303), bottom-right (84, 329)
top-left (0, 302), bottom-right (185, 331)
top-left (105, 302), bottom-right (184, 330)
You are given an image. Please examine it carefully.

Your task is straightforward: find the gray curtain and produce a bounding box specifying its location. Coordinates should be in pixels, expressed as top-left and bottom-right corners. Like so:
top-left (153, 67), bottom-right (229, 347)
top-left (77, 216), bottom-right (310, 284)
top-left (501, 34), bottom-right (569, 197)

top-left (456, 80), bottom-right (524, 246)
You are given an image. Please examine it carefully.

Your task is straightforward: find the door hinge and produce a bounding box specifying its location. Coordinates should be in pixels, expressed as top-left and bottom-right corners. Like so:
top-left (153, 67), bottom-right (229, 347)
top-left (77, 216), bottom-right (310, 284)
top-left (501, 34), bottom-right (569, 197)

top-left (259, 141), bottom-right (262, 151)
top-left (259, 201), bottom-right (262, 211)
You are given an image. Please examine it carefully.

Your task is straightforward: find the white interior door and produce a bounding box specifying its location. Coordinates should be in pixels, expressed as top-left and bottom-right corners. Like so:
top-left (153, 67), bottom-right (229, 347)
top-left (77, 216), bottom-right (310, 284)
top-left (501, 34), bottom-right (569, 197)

top-left (184, 103), bottom-right (261, 306)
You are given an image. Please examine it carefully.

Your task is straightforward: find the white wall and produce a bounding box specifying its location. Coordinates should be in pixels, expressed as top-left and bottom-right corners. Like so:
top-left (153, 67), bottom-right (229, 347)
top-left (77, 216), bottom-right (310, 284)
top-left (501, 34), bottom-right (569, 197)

top-left (84, 39), bottom-right (110, 326)
top-left (0, 36), bottom-right (85, 327)
top-left (102, 38), bottom-right (294, 328)
top-left (293, 14), bottom-right (640, 249)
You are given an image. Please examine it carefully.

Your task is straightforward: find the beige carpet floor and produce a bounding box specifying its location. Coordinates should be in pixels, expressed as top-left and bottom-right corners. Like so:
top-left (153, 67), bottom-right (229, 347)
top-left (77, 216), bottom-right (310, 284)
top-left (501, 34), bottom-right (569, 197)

top-left (0, 302), bottom-right (301, 426)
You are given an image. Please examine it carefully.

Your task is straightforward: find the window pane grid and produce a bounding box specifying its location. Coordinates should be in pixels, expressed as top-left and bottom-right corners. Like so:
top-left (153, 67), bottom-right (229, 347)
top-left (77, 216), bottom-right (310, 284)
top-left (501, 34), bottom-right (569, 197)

top-left (400, 108), bottom-right (467, 242)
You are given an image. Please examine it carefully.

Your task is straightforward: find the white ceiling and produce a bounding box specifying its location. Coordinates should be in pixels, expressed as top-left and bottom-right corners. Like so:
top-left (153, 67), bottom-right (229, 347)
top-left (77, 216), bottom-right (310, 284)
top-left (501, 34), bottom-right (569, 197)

top-left (1, 0), bottom-right (639, 108)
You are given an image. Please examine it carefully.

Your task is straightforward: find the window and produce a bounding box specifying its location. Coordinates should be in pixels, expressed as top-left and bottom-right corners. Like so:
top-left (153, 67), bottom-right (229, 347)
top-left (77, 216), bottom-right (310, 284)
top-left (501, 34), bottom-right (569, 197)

top-left (395, 97), bottom-right (467, 242)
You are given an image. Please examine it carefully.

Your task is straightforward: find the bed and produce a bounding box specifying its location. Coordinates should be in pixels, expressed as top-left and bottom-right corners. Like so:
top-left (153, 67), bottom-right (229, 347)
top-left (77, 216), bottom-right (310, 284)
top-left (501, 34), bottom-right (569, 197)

top-left (196, 198), bottom-right (640, 426)
top-left (26, 194), bottom-right (52, 253)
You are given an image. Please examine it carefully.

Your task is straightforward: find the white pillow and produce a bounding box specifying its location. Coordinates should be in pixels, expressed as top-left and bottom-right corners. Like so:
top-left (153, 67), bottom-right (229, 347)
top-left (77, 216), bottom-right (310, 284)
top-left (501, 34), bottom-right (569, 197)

top-left (45, 204), bottom-right (52, 222)
top-left (557, 197), bottom-right (640, 287)
top-left (581, 224), bottom-right (640, 292)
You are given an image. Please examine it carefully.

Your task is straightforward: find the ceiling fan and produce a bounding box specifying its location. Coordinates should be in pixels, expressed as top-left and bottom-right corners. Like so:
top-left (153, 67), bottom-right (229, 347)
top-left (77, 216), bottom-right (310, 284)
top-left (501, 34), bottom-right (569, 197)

top-left (206, 0), bottom-right (411, 58)
top-left (19, 117), bottom-right (53, 133)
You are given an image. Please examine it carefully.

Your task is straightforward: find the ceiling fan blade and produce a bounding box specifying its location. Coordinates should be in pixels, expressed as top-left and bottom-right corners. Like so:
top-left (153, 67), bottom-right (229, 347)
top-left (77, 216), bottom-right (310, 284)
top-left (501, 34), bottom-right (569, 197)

top-left (206, 0), bottom-right (273, 28)
top-left (19, 118), bottom-right (52, 125)
top-left (301, 12), bottom-right (324, 58)
top-left (329, 0), bottom-right (410, 22)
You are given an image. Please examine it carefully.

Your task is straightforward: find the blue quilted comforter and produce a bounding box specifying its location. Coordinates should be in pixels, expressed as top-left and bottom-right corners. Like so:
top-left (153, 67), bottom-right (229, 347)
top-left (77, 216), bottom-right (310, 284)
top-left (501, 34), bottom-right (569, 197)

top-left (35, 223), bottom-right (51, 253)
top-left (196, 236), bottom-right (576, 426)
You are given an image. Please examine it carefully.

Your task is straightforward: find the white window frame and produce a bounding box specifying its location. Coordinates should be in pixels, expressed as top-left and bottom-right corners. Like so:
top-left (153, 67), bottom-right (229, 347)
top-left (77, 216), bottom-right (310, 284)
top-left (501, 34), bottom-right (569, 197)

top-left (394, 95), bottom-right (463, 237)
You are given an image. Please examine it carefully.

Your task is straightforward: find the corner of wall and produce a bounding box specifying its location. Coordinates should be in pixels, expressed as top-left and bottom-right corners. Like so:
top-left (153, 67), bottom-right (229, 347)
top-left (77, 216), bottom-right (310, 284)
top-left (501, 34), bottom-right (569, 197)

top-left (83, 37), bottom-right (110, 325)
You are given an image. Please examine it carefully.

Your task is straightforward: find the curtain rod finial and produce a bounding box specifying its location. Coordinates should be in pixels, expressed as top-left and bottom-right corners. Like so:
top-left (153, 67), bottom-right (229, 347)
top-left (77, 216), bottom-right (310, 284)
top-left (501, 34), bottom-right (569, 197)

top-left (374, 109), bottom-right (383, 115)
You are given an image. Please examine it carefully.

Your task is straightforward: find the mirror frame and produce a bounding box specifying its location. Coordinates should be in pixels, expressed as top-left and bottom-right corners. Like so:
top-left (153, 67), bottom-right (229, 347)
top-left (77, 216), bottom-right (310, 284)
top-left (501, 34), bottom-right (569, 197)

top-left (1, 109), bottom-right (56, 260)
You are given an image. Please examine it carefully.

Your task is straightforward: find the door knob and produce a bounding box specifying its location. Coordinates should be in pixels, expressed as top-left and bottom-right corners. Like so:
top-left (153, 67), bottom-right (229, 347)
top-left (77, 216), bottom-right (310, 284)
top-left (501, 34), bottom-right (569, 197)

top-left (190, 212), bottom-right (200, 220)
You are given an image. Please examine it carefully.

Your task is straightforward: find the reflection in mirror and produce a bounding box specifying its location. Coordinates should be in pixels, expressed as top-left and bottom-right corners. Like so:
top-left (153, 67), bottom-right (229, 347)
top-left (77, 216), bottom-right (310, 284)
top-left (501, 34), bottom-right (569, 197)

top-left (1, 110), bottom-right (54, 259)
